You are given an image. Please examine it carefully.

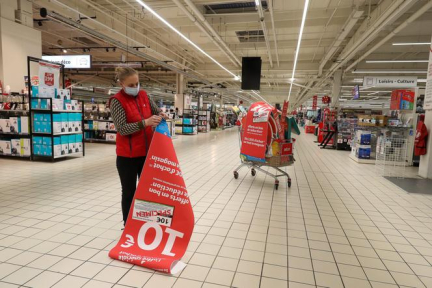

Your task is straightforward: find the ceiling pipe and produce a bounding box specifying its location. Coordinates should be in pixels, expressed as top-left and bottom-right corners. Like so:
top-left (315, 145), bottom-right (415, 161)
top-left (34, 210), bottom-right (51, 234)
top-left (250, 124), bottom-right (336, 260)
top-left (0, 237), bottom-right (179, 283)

top-left (267, 0), bottom-right (279, 67)
top-left (181, 0), bottom-right (242, 67)
top-left (346, 0), bottom-right (432, 71)
top-left (41, 9), bottom-right (211, 84)
top-left (325, 0), bottom-right (416, 77)
top-left (172, 0), bottom-right (240, 68)
top-left (256, 0), bottom-right (273, 68)
top-left (318, 9), bottom-right (364, 76)
top-left (294, 0), bottom-right (417, 108)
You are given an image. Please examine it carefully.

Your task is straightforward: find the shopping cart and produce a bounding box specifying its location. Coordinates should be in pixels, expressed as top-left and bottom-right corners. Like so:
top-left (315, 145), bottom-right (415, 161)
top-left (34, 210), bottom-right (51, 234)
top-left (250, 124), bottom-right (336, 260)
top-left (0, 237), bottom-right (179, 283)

top-left (233, 104), bottom-right (296, 190)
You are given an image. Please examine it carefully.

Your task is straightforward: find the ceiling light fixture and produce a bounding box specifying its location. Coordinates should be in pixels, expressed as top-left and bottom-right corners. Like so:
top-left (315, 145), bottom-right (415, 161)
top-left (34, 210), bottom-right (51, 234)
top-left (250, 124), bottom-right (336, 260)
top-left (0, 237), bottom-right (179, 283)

top-left (352, 70), bottom-right (427, 74)
top-left (366, 60), bottom-right (428, 63)
top-left (135, 0), bottom-right (237, 78)
top-left (62, 49), bottom-right (67, 53)
top-left (255, 0), bottom-right (260, 6)
top-left (288, 0), bottom-right (310, 100)
top-left (392, 42), bottom-right (431, 46)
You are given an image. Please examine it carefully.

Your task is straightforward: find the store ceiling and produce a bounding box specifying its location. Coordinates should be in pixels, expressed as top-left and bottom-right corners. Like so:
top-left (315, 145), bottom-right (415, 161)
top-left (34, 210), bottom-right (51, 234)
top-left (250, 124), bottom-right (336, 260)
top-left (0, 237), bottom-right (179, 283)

top-left (31, 0), bottom-right (432, 106)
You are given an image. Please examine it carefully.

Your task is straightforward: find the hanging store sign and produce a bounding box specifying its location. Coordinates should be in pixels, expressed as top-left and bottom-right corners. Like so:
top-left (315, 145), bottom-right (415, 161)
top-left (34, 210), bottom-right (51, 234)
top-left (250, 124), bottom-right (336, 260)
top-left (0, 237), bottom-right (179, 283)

top-left (424, 38), bottom-right (432, 110)
top-left (363, 76), bottom-right (417, 88)
top-left (42, 55), bottom-right (91, 69)
top-left (109, 120), bottom-right (194, 274)
top-left (312, 96), bottom-right (317, 110)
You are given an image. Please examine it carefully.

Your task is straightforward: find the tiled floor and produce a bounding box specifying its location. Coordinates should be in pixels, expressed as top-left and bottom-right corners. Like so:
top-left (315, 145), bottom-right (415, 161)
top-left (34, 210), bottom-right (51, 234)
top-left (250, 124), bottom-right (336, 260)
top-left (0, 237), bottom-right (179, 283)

top-left (1, 128), bottom-right (432, 288)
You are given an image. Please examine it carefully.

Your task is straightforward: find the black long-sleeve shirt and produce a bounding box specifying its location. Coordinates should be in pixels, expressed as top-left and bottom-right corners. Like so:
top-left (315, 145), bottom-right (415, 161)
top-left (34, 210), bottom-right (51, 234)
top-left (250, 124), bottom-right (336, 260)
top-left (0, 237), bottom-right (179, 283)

top-left (110, 97), bottom-right (160, 136)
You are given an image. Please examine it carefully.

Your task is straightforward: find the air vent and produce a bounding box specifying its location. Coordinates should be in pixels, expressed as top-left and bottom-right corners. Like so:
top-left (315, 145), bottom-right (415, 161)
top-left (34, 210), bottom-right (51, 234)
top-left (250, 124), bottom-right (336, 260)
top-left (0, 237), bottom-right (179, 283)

top-left (71, 37), bottom-right (99, 45)
top-left (205, 1), bottom-right (267, 14)
top-left (236, 30), bottom-right (265, 43)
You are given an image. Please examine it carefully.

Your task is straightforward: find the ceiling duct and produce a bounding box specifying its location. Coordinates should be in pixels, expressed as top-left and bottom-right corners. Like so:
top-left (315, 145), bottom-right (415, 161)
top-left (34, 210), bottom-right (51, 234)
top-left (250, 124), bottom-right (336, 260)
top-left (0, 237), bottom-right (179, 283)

top-left (235, 30), bottom-right (265, 42)
top-left (39, 8), bottom-right (210, 85)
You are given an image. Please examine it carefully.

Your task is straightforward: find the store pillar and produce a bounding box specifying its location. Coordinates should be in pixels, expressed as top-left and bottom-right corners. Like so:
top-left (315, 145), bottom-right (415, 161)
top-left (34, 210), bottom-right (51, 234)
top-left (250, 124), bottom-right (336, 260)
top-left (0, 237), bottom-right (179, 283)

top-left (330, 70), bottom-right (342, 108)
top-left (419, 36), bottom-right (432, 179)
top-left (0, 1), bottom-right (41, 92)
top-left (175, 72), bottom-right (186, 115)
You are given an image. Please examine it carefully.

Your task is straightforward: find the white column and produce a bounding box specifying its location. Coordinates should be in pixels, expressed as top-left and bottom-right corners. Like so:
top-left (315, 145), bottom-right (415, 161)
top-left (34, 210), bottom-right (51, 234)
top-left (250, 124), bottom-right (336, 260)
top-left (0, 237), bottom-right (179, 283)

top-left (174, 73), bottom-right (185, 115)
top-left (330, 70), bottom-right (343, 108)
top-left (419, 35), bottom-right (432, 179)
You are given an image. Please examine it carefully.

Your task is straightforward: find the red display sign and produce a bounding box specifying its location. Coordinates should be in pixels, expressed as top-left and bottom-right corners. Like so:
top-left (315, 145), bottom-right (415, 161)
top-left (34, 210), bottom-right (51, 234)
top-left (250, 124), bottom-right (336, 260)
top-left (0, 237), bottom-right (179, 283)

top-left (240, 102), bottom-right (274, 161)
top-left (322, 95), bottom-right (331, 104)
top-left (281, 143), bottom-right (293, 155)
top-left (44, 73), bottom-right (54, 86)
top-left (312, 96), bottom-right (318, 110)
top-left (109, 120), bottom-right (194, 274)
top-left (281, 100), bottom-right (289, 131)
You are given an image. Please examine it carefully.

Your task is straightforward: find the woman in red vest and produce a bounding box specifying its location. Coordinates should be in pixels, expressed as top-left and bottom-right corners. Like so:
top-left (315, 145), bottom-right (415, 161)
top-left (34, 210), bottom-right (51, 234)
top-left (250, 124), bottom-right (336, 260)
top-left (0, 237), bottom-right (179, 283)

top-left (110, 67), bottom-right (164, 225)
top-left (415, 114), bottom-right (428, 156)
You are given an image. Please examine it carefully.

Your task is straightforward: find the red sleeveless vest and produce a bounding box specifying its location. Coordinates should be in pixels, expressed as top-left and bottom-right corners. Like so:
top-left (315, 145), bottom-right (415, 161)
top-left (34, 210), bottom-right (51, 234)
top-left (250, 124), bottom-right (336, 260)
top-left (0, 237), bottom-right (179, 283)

top-left (110, 89), bottom-right (154, 158)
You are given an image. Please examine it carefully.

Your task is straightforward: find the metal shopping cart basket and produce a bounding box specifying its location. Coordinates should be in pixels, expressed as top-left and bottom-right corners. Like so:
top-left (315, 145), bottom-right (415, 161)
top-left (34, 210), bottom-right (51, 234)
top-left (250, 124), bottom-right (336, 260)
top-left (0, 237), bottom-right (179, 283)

top-left (233, 102), bottom-right (298, 190)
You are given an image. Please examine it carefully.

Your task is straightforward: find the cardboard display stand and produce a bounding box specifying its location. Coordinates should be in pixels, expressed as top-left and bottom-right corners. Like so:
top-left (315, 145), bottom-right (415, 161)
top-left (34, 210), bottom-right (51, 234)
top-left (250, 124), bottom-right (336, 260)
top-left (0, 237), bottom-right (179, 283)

top-left (109, 119), bottom-right (194, 274)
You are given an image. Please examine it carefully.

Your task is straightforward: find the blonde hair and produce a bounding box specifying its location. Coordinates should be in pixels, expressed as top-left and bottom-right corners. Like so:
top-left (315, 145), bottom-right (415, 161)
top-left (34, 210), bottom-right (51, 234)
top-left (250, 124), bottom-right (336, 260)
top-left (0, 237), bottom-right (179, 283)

top-left (115, 66), bottom-right (138, 82)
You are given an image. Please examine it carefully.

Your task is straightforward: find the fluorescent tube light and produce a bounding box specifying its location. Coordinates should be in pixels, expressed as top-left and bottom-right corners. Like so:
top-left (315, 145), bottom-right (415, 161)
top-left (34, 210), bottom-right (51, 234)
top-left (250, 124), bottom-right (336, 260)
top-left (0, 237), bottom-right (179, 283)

top-left (288, 0), bottom-right (310, 100)
top-left (392, 42), bottom-right (430, 46)
top-left (135, 0), bottom-right (237, 78)
top-left (418, 79), bottom-right (427, 83)
top-left (366, 60), bottom-right (428, 63)
top-left (352, 70), bottom-right (427, 74)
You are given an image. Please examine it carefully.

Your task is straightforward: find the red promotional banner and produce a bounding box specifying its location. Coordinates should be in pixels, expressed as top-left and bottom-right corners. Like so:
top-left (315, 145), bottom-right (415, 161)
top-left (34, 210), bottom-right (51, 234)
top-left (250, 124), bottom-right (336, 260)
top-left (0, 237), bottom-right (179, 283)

top-left (240, 102), bottom-right (274, 161)
top-left (280, 100), bottom-right (289, 131)
top-left (312, 96), bottom-right (317, 110)
top-left (109, 120), bottom-right (194, 274)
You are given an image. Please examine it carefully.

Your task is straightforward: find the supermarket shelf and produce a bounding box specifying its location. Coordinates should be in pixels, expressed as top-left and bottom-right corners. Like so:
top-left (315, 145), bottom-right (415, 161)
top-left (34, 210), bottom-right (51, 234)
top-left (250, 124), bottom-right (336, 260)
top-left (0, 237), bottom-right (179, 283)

top-left (0, 153), bottom-right (31, 158)
top-left (84, 119), bottom-right (114, 122)
top-left (33, 131), bottom-right (83, 136)
top-left (84, 129), bottom-right (117, 132)
top-left (0, 110), bottom-right (29, 113)
top-left (0, 132), bottom-right (30, 136)
top-left (34, 152), bottom-right (83, 159)
top-left (85, 138), bottom-right (116, 144)
top-left (32, 109), bottom-right (82, 113)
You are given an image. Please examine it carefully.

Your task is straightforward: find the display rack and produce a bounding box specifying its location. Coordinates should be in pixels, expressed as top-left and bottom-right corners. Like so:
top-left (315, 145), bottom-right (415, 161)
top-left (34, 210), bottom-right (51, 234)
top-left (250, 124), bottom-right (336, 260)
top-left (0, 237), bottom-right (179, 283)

top-left (181, 109), bottom-right (198, 135)
top-left (30, 97), bottom-right (85, 160)
top-left (336, 118), bottom-right (357, 150)
top-left (375, 135), bottom-right (408, 178)
top-left (198, 110), bottom-right (210, 133)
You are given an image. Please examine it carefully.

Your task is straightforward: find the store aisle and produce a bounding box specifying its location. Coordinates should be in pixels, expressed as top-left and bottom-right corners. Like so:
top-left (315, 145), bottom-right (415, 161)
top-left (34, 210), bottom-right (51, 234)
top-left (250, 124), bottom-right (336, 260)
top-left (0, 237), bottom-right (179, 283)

top-left (1, 128), bottom-right (432, 288)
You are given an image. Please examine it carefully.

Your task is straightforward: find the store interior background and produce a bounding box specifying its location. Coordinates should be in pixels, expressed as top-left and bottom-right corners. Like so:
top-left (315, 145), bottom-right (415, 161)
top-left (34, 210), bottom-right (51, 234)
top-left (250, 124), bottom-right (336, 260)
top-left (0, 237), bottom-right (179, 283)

top-left (0, 0), bottom-right (431, 181)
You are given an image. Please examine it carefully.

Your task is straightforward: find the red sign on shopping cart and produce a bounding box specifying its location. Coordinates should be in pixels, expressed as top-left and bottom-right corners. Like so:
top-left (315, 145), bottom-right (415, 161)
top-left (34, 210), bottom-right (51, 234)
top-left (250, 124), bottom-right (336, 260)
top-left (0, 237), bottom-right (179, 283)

top-left (241, 102), bottom-right (274, 161)
top-left (281, 143), bottom-right (293, 155)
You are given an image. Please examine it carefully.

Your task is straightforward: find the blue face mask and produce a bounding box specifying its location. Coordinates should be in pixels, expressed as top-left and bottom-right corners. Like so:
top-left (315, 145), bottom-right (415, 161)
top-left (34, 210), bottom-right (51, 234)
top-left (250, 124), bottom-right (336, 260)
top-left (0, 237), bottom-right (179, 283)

top-left (124, 83), bottom-right (140, 96)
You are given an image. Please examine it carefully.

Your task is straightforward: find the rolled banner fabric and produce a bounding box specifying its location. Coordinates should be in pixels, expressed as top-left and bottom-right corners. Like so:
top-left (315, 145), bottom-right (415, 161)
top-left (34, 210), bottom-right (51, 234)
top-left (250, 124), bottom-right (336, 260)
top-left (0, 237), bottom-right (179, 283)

top-left (109, 119), bottom-right (194, 274)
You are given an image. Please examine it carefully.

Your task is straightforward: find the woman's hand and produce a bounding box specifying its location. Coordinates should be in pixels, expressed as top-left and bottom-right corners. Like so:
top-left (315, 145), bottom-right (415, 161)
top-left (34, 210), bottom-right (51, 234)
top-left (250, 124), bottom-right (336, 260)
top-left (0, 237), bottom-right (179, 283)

top-left (159, 112), bottom-right (169, 120)
top-left (145, 115), bottom-right (162, 127)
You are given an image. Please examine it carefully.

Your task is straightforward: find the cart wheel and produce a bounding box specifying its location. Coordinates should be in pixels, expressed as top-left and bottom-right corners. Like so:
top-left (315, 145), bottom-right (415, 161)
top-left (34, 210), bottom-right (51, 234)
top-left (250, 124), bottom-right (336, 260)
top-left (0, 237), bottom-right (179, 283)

top-left (234, 171), bottom-right (239, 179)
top-left (251, 168), bottom-right (256, 176)
top-left (288, 179), bottom-right (292, 188)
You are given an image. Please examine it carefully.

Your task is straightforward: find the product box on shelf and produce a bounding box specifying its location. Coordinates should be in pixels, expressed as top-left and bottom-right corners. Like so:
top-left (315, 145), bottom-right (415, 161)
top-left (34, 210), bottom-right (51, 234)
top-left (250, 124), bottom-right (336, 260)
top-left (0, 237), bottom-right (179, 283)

top-left (356, 145), bottom-right (371, 159)
top-left (53, 137), bottom-right (61, 157)
top-left (58, 89), bottom-right (71, 100)
top-left (9, 117), bottom-right (19, 133)
top-left (68, 113), bottom-right (76, 132)
top-left (21, 116), bottom-right (29, 134)
top-left (0, 140), bottom-right (11, 154)
top-left (356, 131), bottom-right (371, 145)
top-left (33, 121), bottom-right (42, 133)
top-left (68, 135), bottom-right (76, 153)
top-left (33, 136), bottom-right (43, 145)
top-left (33, 144), bottom-right (42, 155)
top-left (41, 121), bottom-right (51, 133)
top-left (183, 118), bottom-right (193, 125)
top-left (106, 133), bottom-right (117, 142)
top-left (71, 100), bottom-right (79, 111)
top-left (60, 135), bottom-right (69, 155)
top-left (0, 119), bottom-right (11, 133)
top-left (98, 121), bottom-right (109, 131)
top-left (52, 99), bottom-right (64, 111)
top-left (108, 122), bottom-right (115, 131)
top-left (53, 114), bottom-right (62, 133)
top-left (61, 113), bottom-right (69, 132)
top-left (64, 100), bottom-right (72, 111)
top-left (40, 99), bottom-right (49, 110)
top-left (76, 134), bottom-right (83, 152)
top-left (390, 90), bottom-right (415, 111)
top-left (31, 99), bottom-right (39, 109)
top-left (20, 139), bottom-right (30, 156)
top-left (11, 139), bottom-right (20, 155)
top-left (31, 86), bottom-right (39, 97)
top-left (42, 137), bottom-right (52, 146)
